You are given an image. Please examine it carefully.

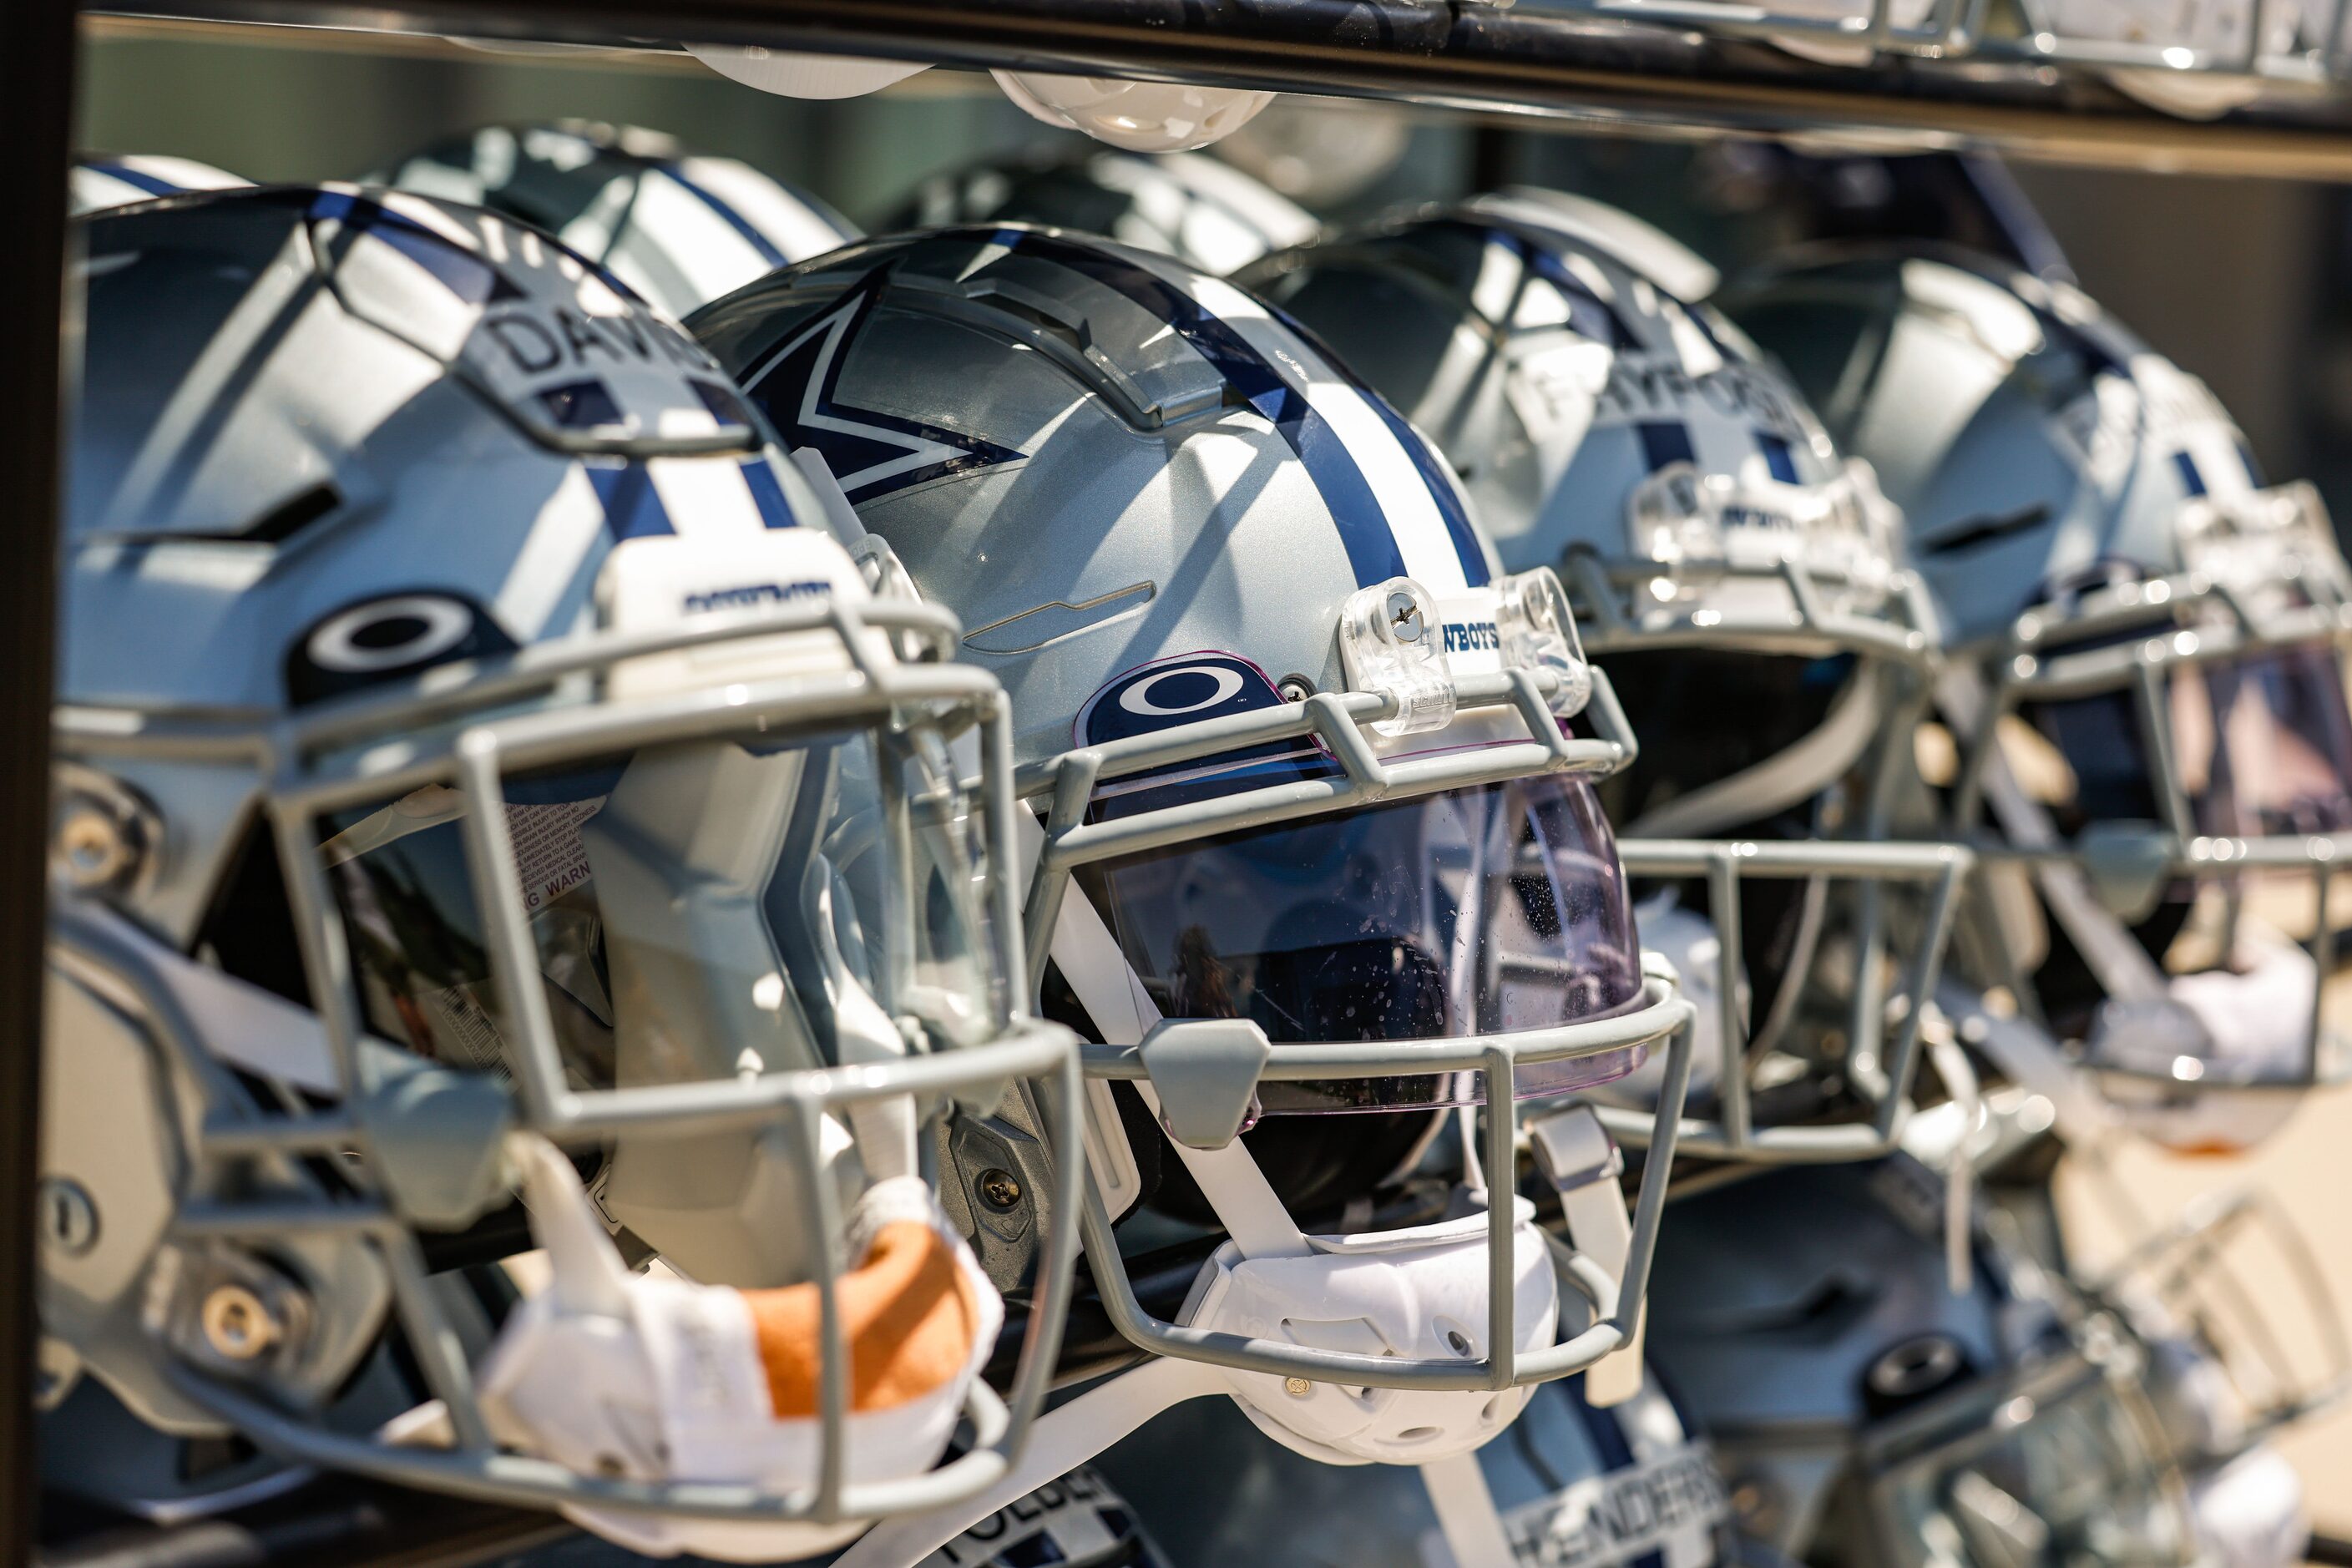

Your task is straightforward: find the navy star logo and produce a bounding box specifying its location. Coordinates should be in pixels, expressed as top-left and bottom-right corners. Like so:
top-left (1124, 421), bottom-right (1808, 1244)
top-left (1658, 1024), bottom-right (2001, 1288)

top-left (737, 268), bottom-right (1024, 505)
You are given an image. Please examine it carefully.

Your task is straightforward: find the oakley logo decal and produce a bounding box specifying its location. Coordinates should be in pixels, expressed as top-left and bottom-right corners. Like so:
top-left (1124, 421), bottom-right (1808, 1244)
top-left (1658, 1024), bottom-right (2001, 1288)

top-left (1117, 665), bottom-right (1246, 718)
top-left (288, 591), bottom-right (518, 707)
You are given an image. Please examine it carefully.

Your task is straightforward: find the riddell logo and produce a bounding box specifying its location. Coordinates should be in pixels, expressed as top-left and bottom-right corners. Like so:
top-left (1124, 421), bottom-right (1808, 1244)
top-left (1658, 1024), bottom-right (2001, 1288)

top-left (1444, 620), bottom-right (1501, 654)
top-left (683, 579), bottom-right (832, 615)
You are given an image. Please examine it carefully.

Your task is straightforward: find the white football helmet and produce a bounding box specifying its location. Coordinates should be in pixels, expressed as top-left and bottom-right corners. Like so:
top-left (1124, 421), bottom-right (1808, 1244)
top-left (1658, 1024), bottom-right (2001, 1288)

top-left (45, 184), bottom-right (1080, 1560)
top-left (1242, 189), bottom-right (1972, 1166)
top-left (1728, 245), bottom-right (2352, 1156)
top-left (694, 223), bottom-right (1697, 1559)
top-left (895, 149), bottom-right (1318, 275)
top-left (377, 121), bottom-right (857, 321)
top-left (70, 152), bottom-right (248, 213)
top-left (992, 72), bottom-right (1277, 153)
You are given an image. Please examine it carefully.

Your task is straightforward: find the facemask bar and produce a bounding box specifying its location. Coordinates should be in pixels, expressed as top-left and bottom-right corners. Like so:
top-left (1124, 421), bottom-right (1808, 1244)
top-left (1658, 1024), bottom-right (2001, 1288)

top-left (2077, 1186), bottom-right (2352, 1451)
top-left (1947, 551), bottom-right (2352, 1095)
top-left (1598, 837), bottom-right (1972, 1161)
top-left (52, 594), bottom-right (1086, 1530)
top-left (1854, 1350), bottom-right (2199, 1568)
top-left (1557, 473), bottom-right (1975, 1161)
top-left (1015, 644), bottom-right (1698, 1390)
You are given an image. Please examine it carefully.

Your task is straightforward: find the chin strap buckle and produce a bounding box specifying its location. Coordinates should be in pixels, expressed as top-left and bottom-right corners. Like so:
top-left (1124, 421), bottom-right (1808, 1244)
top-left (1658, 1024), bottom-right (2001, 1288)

top-left (1528, 1104), bottom-right (1642, 1406)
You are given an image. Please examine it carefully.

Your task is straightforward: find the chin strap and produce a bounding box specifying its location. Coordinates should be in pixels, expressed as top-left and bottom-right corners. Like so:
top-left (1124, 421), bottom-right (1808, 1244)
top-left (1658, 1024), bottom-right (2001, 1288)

top-left (1034, 829), bottom-right (1312, 1262)
top-left (832, 1358), bottom-right (1224, 1568)
top-left (1419, 1451), bottom-right (1518, 1568)
top-left (1528, 1105), bottom-right (1643, 1405)
top-left (1920, 1015), bottom-right (1981, 1297)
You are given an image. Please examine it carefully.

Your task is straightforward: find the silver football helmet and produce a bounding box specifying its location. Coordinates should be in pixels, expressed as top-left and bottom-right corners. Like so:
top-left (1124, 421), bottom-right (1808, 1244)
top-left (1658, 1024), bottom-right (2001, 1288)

top-left (377, 121), bottom-right (858, 321)
top-left (45, 185), bottom-right (1080, 1560)
top-left (894, 149), bottom-right (1319, 276)
top-left (693, 223), bottom-right (1695, 1553)
top-left (1727, 246), bottom-right (2352, 1157)
top-left (70, 152), bottom-right (247, 212)
top-left (1239, 189), bottom-right (1971, 1166)
top-left (1648, 1154), bottom-right (2198, 1567)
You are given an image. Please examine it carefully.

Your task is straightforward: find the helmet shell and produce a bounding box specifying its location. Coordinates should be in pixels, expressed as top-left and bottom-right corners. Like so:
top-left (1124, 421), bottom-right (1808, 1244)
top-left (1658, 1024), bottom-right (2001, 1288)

top-left (68, 185), bottom-right (829, 946)
top-left (895, 149), bottom-right (1318, 276)
top-left (379, 122), bottom-right (858, 320)
top-left (1723, 245), bottom-right (2263, 653)
top-left (692, 222), bottom-right (1504, 771)
top-left (70, 154), bottom-right (247, 214)
top-left (1240, 187), bottom-right (1845, 580)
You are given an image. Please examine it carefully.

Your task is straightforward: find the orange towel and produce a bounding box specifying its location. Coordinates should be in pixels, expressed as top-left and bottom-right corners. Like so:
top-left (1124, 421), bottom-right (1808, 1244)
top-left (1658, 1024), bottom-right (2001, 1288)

top-left (744, 1220), bottom-right (982, 1418)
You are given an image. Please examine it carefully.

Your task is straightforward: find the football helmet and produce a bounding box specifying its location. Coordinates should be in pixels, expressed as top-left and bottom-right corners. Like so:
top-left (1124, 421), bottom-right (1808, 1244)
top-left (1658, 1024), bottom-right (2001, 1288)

top-left (693, 223), bottom-right (1695, 1555)
top-left (1648, 1155), bottom-right (2198, 1566)
top-left (70, 152), bottom-right (247, 213)
top-left (684, 44), bottom-right (933, 99)
top-left (1238, 189), bottom-right (1971, 1166)
top-left (1904, 1014), bottom-right (2337, 1568)
top-left (893, 149), bottom-right (1318, 276)
top-left (377, 121), bottom-right (858, 321)
top-left (989, 74), bottom-right (1276, 154)
top-left (1727, 246), bottom-right (2352, 1156)
top-left (44, 185), bottom-right (1081, 1558)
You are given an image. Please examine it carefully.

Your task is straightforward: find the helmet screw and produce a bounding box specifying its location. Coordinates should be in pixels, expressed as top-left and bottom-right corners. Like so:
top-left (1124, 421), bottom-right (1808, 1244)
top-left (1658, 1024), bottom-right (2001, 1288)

top-left (1282, 1376), bottom-right (1313, 1399)
top-left (1384, 590), bottom-right (1424, 644)
top-left (976, 1168), bottom-right (1024, 1211)
top-left (201, 1283), bottom-right (281, 1362)
top-left (1277, 675), bottom-right (1315, 704)
top-left (37, 1178), bottom-right (97, 1257)
top-left (56, 804), bottom-right (129, 889)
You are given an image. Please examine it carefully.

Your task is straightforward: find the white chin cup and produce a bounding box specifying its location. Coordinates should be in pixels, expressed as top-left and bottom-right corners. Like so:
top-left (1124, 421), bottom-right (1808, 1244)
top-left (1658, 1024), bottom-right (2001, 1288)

top-left (990, 70), bottom-right (1276, 152)
top-left (2190, 1447), bottom-right (2311, 1568)
top-left (687, 44), bottom-right (932, 99)
top-left (2088, 931), bottom-right (2317, 1153)
top-left (1180, 1197), bottom-right (1559, 1465)
top-left (478, 1142), bottom-right (1000, 1561)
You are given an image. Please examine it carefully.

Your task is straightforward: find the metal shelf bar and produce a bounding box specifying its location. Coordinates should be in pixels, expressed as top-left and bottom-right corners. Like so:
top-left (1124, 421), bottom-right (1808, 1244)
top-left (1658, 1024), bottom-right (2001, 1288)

top-left (78, 0), bottom-right (2352, 178)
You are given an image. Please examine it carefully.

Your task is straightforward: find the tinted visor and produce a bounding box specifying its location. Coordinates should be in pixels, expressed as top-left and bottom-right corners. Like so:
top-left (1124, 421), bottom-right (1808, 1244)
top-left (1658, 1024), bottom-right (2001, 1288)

top-left (2021, 642), bottom-right (2352, 843)
top-left (321, 723), bottom-right (997, 1093)
top-left (1076, 776), bottom-right (1644, 1113)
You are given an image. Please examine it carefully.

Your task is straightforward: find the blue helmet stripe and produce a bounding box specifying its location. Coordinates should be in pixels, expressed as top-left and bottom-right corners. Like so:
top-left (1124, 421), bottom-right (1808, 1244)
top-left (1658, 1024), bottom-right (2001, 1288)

top-left (999, 229), bottom-right (1413, 590)
top-left (1638, 422), bottom-right (1696, 473)
top-left (658, 163), bottom-right (788, 270)
top-left (1262, 292), bottom-right (1492, 589)
top-left (738, 457), bottom-right (800, 529)
top-left (589, 463), bottom-right (675, 540)
top-left (1358, 386), bottom-right (1491, 589)
top-left (1757, 429), bottom-right (1799, 484)
top-left (89, 160), bottom-right (180, 198)
top-left (2172, 449), bottom-right (2208, 498)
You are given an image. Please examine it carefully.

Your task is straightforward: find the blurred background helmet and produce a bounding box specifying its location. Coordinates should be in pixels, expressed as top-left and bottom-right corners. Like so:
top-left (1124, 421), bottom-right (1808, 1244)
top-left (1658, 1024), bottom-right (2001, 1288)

top-left (46, 184), bottom-right (1070, 1557)
top-left (70, 152), bottom-right (247, 213)
top-left (377, 120), bottom-right (858, 320)
top-left (1726, 245), bottom-right (2352, 1155)
top-left (893, 149), bottom-right (1318, 276)
top-left (683, 43), bottom-right (932, 99)
top-left (1647, 1156), bottom-right (2198, 1566)
top-left (695, 223), bottom-right (1692, 1487)
top-left (989, 73), bottom-right (1277, 154)
top-left (1241, 189), bottom-right (1969, 1166)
